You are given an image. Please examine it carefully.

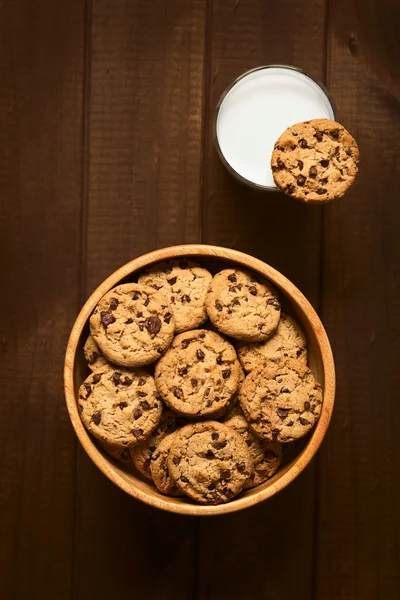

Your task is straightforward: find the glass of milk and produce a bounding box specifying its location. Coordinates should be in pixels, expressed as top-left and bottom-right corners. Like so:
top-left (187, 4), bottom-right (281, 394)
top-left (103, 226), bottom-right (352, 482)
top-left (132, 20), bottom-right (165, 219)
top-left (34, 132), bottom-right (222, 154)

top-left (214, 65), bottom-right (337, 191)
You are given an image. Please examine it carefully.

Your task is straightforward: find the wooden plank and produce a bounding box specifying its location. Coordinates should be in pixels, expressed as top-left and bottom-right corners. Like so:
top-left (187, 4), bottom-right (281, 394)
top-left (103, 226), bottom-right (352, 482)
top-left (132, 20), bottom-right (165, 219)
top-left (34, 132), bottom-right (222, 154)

top-left (73, 1), bottom-right (206, 597)
top-left (316, 1), bottom-right (400, 598)
top-left (198, 1), bottom-right (328, 598)
top-left (0, 0), bottom-right (85, 597)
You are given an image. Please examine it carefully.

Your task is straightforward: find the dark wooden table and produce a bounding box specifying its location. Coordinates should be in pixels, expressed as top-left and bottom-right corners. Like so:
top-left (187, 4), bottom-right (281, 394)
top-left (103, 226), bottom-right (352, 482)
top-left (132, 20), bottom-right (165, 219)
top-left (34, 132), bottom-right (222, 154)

top-left (1, 1), bottom-right (399, 598)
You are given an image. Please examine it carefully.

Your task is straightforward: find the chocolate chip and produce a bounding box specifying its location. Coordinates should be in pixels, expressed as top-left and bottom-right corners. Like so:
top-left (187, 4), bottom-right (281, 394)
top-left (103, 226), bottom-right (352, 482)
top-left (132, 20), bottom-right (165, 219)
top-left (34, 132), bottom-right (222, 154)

top-left (249, 286), bottom-right (257, 296)
top-left (309, 166), bottom-right (317, 178)
top-left (346, 148), bottom-right (352, 157)
top-left (280, 387), bottom-right (290, 393)
top-left (179, 260), bottom-right (188, 269)
top-left (205, 449), bottom-right (215, 459)
top-left (206, 399), bottom-right (213, 407)
top-left (138, 378), bottom-right (146, 387)
top-left (92, 373), bottom-right (101, 384)
top-left (320, 159), bottom-right (329, 167)
top-left (199, 332), bottom-right (206, 339)
top-left (125, 318), bottom-right (133, 324)
top-left (146, 316), bottom-right (161, 336)
top-left (191, 378), bottom-right (198, 387)
top-left (215, 301), bottom-right (223, 311)
top-left (277, 408), bottom-right (290, 419)
top-left (299, 417), bottom-right (311, 426)
top-left (92, 411), bottom-right (101, 425)
top-left (78, 404), bottom-right (83, 412)
top-left (297, 175), bottom-right (306, 186)
top-left (88, 352), bottom-right (99, 364)
top-left (109, 298), bottom-right (119, 311)
top-left (143, 297), bottom-right (150, 307)
top-left (333, 146), bottom-right (340, 160)
top-left (133, 428), bottom-right (144, 439)
top-left (299, 138), bottom-right (308, 148)
top-left (316, 188), bottom-right (327, 195)
top-left (83, 383), bottom-right (92, 397)
top-left (208, 482), bottom-right (216, 490)
top-left (152, 284), bottom-right (162, 290)
top-left (232, 298), bottom-right (241, 307)
top-left (178, 367), bottom-right (188, 376)
top-left (211, 432), bottom-right (219, 441)
top-left (138, 322), bottom-right (145, 331)
top-left (133, 408), bottom-right (142, 420)
top-left (181, 339), bottom-right (191, 349)
top-left (211, 491), bottom-right (220, 501)
top-left (222, 368), bottom-right (231, 379)
top-left (224, 488), bottom-right (234, 499)
top-left (122, 376), bottom-right (132, 386)
top-left (204, 388), bottom-right (210, 397)
top-left (228, 285), bottom-right (237, 293)
top-left (321, 178), bottom-right (328, 185)
top-left (196, 349), bottom-right (205, 360)
top-left (173, 387), bottom-right (182, 399)
top-left (171, 296), bottom-right (175, 304)
top-left (167, 276), bottom-right (177, 286)
top-left (314, 130), bottom-right (323, 142)
top-left (132, 292), bottom-right (141, 300)
top-left (216, 356), bottom-right (224, 365)
top-left (112, 372), bottom-right (121, 385)
top-left (180, 475), bottom-right (189, 483)
top-left (221, 469), bottom-right (231, 479)
top-left (137, 391), bottom-right (147, 398)
top-left (276, 145), bottom-right (284, 151)
top-left (296, 348), bottom-right (304, 358)
top-left (140, 400), bottom-right (150, 410)
top-left (100, 311), bottom-right (116, 327)
top-left (213, 440), bottom-right (227, 450)
top-left (297, 160), bottom-right (304, 170)
top-left (136, 311), bottom-right (143, 318)
top-left (331, 128), bottom-right (340, 139)
top-left (304, 401), bottom-right (311, 411)
top-left (172, 456), bottom-right (181, 465)
top-left (236, 461), bottom-right (246, 473)
top-left (272, 429), bottom-right (280, 440)
top-left (227, 273), bottom-right (237, 282)
top-left (286, 184), bottom-right (296, 194)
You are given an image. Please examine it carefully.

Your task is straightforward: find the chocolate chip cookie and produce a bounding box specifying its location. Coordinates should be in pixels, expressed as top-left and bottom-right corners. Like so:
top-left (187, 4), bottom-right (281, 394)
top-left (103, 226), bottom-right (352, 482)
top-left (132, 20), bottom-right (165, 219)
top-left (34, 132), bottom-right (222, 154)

top-left (130, 408), bottom-right (180, 479)
top-left (89, 283), bottom-right (175, 368)
top-left (155, 329), bottom-right (241, 418)
top-left (138, 259), bottom-right (212, 333)
top-left (83, 334), bottom-right (110, 372)
top-left (78, 367), bottom-right (162, 448)
top-left (205, 269), bottom-right (281, 342)
top-left (237, 313), bottom-right (307, 372)
top-left (99, 440), bottom-right (132, 464)
top-left (150, 433), bottom-right (183, 496)
top-left (225, 415), bottom-right (282, 488)
top-left (271, 118), bottom-right (359, 203)
top-left (168, 421), bottom-right (253, 504)
top-left (239, 359), bottom-right (323, 443)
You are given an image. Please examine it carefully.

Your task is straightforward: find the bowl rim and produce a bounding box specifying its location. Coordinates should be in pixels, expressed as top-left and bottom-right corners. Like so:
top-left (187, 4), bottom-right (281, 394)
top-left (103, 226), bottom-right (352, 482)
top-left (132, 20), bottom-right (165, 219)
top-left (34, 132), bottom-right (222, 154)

top-left (64, 244), bottom-right (335, 516)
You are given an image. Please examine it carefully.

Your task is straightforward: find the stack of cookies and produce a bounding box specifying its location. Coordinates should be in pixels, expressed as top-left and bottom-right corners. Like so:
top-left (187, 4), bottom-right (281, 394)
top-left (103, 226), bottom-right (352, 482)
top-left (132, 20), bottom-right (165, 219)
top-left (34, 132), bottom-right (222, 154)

top-left (79, 259), bottom-right (323, 505)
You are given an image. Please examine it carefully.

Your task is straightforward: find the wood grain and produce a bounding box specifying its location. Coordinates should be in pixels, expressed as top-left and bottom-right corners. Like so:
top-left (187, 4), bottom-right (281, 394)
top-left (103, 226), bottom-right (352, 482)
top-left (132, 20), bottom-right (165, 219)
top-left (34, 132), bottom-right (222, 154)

top-left (316, 1), bottom-right (400, 598)
top-left (0, 1), bottom-right (85, 597)
top-left (72, 2), bottom-right (206, 598)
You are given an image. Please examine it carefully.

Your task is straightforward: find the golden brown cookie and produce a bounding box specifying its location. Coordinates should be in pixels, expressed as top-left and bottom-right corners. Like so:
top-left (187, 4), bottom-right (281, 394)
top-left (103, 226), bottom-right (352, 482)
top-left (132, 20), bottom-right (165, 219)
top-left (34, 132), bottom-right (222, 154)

top-left (237, 313), bottom-right (307, 372)
top-left (89, 283), bottom-right (175, 368)
top-left (271, 118), bottom-right (359, 203)
top-left (83, 334), bottom-right (110, 372)
top-left (129, 408), bottom-right (180, 479)
top-left (150, 433), bottom-right (183, 496)
top-left (205, 269), bottom-right (281, 342)
top-left (225, 415), bottom-right (282, 488)
top-left (155, 329), bottom-right (241, 418)
top-left (78, 367), bottom-right (162, 448)
top-left (239, 359), bottom-right (323, 443)
top-left (138, 259), bottom-right (212, 333)
top-left (168, 421), bottom-right (253, 504)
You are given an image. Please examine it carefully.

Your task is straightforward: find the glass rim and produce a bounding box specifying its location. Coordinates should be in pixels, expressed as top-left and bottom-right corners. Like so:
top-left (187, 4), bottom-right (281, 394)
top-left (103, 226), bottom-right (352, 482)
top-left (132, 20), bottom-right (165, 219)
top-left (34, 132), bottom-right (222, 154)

top-left (213, 64), bottom-right (339, 192)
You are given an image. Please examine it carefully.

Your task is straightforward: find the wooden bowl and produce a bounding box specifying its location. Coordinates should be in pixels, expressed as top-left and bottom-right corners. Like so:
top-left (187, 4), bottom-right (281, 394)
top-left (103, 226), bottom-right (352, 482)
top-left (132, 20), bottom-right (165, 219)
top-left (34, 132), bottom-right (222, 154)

top-left (64, 245), bottom-right (335, 515)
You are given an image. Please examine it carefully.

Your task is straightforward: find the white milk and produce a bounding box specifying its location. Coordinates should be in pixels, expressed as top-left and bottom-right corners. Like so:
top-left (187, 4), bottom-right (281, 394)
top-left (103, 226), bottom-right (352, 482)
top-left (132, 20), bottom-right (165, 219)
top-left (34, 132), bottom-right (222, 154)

top-left (215, 67), bottom-right (335, 188)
